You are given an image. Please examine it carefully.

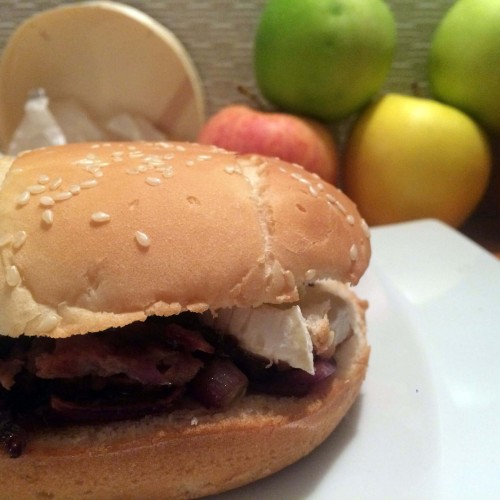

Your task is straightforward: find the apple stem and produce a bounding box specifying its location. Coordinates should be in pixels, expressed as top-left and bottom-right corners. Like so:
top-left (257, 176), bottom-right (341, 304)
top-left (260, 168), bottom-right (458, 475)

top-left (237, 85), bottom-right (269, 111)
top-left (411, 81), bottom-right (424, 98)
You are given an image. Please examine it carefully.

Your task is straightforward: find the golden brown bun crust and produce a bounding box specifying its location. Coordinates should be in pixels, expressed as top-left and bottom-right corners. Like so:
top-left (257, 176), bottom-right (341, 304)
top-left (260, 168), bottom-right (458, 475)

top-left (0, 142), bottom-right (370, 338)
top-left (0, 298), bottom-right (369, 499)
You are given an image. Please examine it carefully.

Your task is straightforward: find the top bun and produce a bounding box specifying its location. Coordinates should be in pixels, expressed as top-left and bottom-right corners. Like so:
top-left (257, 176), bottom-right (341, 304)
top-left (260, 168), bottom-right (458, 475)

top-left (0, 142), bottom-right (370, 338)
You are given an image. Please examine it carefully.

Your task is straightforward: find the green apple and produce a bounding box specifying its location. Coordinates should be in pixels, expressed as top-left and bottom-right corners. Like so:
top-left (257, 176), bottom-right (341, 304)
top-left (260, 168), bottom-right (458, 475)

top-left (254, 0), bottom-right (396, 122)
top-left (429, 0), bottom-right (500, 134)
top-left (343, 94), bottom-right (492, 227)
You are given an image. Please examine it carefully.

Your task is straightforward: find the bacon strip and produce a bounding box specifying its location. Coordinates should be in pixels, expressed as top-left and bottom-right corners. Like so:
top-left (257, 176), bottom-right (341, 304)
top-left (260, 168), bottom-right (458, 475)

top-left (0, 359), bottom-right (24, 390)
top-left (34, 323), bottom-right (211, 387)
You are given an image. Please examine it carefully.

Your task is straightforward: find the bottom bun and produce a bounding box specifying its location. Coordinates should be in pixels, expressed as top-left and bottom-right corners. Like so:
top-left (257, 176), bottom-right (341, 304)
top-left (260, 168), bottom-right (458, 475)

top-left (1, 314), bottom-right (369, 499)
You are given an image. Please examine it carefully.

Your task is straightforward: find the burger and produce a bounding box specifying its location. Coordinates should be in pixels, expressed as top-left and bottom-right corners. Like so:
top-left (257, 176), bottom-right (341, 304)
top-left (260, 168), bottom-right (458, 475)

top-left (0, 141), bottom-right (370, 498)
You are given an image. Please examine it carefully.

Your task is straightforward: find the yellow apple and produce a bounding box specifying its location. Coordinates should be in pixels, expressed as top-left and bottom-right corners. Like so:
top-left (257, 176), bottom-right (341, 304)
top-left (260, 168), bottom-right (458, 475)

top-left (343, 94), bottom-right (492, 227)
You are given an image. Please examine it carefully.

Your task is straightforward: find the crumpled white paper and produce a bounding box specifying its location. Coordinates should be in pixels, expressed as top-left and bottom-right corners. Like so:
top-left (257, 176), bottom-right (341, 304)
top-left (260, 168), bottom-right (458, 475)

top-left (7, 88), bottom-right (167, 155)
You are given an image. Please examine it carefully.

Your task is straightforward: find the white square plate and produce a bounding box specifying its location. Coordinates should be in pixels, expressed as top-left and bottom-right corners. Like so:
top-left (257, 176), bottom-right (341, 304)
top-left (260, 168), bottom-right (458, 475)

top-left (215, 219), bottom-right (500, 499)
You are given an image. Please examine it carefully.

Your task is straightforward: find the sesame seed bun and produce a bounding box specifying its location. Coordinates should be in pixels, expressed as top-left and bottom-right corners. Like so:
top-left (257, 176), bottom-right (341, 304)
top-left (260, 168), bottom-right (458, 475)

top-left (0, 142), bottom-right (370, 339)
top-left (0, 142), bottom-right (370, 498)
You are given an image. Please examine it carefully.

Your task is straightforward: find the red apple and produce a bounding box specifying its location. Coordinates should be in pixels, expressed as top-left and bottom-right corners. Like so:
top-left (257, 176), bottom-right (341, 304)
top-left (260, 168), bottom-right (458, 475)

top-left (197, 105), bottom-right (338, 184)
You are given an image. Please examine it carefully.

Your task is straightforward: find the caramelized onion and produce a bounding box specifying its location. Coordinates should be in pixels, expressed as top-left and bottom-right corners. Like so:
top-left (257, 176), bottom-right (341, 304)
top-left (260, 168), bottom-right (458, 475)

top-left (252, 358), bottom-right (337, 397)
top-left (189, 359), bottom-right (248, 409)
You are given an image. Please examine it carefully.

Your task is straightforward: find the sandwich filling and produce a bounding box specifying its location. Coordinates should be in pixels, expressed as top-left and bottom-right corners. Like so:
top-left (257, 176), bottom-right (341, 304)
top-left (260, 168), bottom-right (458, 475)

top-left (0, 279), bottom-right (364, 458)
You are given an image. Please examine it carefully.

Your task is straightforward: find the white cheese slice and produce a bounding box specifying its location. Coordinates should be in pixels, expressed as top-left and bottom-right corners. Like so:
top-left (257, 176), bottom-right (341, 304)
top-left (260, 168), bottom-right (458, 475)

top-left (208, 304), bottom-right (314, 374)
top-left (204, 279), bottom-right (364, 375)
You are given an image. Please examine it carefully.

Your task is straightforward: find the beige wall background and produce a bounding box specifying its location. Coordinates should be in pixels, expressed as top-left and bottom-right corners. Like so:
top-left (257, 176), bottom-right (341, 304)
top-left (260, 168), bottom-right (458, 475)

top-left (0, 0), bottom-right (456, 118)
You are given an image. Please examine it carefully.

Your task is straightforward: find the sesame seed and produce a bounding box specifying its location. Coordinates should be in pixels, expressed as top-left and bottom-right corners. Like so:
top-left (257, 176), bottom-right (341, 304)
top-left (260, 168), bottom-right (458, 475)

top-left (145, 155), bottom-right (165, 167)
top-left (163, 154), bottom-right (175, 160)
top-left (53, 191), bottom-right (73, 201)
top-left (308, 185), bottom-right (318, 197)
top-left (91, 212), bottom-right (111, 223)
top-left (162, 167), bottom-right (174, 178)
top-left (145, 176), bottom-right (161, 186)
top-left (49, 177), bottom-right (63, 190)
top-left (75, 157), bottom-right (96, 166)
top-left (346, 214), bottom-right (355, 225)
top-left (36, 312), bottom-right (60, 333)
top-left (76, 154), bottom-right (91, 163)
top-left (350, 244), bottom-right (358, 261)
top-left (39, 196), bottom-right (55, 207)
top-left (38, 174), bottom-right (50, 185)
top-left (224, 166), bottom-right (236, 174)
top-left (135, 230), bottom-right (151, 248)
top-left (126, 168), bottom-right (140, 175)
top-left (6, 265), bottom-right (21, 287)
top-left (305, 269), bottom-right (316, 281)
top-left (326, 193), bottom-right (336, 205)
top-left (27, 184), bottom-right (46, 194)
top-left (361, 219), bottom-right (371, 238)
top-left (316, 182), bottom-right (325, 191)
top-left (42, 209), bottom-right (54, 226)
top-left (69, 184), bottom-right (81, 195)
top-left (129, 151), bottom-right (145, 158)
top-left (80, 179), bottom-right (98, 189)
top-left (284, 270), bottom-right (295, 288)
top-left (16, 191), bottom-right (31, 207)
top-left (176, 145), bottom-right (186, 152)
top-left (185, 160), bottom-right (195, 167)
top-left (197, 155), bottom-right (212, 161)
top-left (335, 200), bottom-right (347, 214)
top-left (242, 156), bottom-right (268, 168)
top-left (12, 231), bottom-right (27, 250)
